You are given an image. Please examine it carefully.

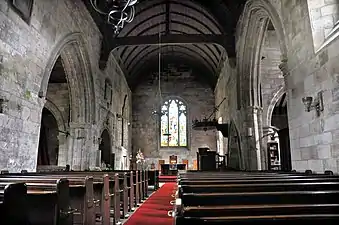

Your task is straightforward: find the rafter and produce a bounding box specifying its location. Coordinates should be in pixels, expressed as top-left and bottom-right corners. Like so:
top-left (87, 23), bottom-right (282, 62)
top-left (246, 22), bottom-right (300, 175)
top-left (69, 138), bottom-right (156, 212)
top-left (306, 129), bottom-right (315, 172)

top-left (99, 33), bottom-right (235, 69)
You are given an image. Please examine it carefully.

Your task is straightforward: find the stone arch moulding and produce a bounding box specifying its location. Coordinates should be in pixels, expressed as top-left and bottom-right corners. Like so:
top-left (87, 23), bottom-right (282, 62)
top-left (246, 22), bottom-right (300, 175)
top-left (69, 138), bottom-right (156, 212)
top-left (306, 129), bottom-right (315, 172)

top-left (44, 99), bottom-right (67, 133)
top-left (39, 32), bottom-right (96, 124)
top-left (266, 86), bottom-right (286, 126)
top-left (236, 0), bottom-right (288, 108)
top-left (43, 99), bottom-right (69, 166)
top-left (99, 125), bottom-right (114, 148)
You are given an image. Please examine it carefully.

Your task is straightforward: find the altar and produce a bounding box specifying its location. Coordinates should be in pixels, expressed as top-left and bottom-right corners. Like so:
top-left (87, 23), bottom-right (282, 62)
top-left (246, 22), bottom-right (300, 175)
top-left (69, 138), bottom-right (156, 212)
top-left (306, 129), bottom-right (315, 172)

top-left (160, 164), bottom-right (186, 176)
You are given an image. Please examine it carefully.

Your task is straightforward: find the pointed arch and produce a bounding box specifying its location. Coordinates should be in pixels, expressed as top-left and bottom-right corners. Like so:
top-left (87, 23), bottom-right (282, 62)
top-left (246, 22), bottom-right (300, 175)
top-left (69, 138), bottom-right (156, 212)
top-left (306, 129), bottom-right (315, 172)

top-left (39, 32), bottom-right (96, 124)
top-left (236, 0), bottom-right (288, 108)
top-left (160, 97), bottom-right (188, 147)
top-left (266, 86), bottom-right (286, 126)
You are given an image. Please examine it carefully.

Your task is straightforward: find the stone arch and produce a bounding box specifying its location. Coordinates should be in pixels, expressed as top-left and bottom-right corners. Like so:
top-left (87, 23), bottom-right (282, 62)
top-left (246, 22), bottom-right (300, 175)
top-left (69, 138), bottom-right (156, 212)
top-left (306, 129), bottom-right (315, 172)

top-left (43, 99), bottom-right (68, 166)
top-left (44, 99), bottom-right (67, 132)
top-left (99, 129), bottom-right (113, 166)
top-left (237, 0), bottom-right (288, 107)
top-left (266, 86), bottom-right (286, 126)
top-left (39, 32), bottom-right (96, 124)
top-left (227, 120), bottom-right (243, 170)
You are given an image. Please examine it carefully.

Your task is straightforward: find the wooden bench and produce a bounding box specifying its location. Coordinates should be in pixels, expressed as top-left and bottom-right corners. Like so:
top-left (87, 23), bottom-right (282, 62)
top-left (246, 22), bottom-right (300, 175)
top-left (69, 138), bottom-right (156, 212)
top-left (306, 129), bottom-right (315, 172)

top-left (0, 173), bottom-right (120, 225)
top-left (35, 170), bottom-right (141, 213)
top-left (0, 178), bottom-right (72, 225)
top-left (0, 182), bottom-right (27, 225)
top-left (3, 169), bottom-right (152, 224)
top-left (35, 170), bottom-right (148, 208)
top-left (174, 171), bottom-right (339, 224)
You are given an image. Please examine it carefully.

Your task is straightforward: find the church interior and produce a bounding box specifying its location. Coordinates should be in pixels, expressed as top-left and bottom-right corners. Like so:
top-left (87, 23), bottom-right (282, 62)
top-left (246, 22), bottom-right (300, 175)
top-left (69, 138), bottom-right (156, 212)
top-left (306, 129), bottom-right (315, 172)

top-left (1, 0), bottom-right (339, 224)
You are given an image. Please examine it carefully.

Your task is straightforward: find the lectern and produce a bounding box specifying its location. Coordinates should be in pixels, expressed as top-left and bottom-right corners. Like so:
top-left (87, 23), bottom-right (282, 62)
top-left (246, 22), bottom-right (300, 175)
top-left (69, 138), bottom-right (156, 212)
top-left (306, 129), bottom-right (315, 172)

top-left (197, 147), bottom-right (217, 171)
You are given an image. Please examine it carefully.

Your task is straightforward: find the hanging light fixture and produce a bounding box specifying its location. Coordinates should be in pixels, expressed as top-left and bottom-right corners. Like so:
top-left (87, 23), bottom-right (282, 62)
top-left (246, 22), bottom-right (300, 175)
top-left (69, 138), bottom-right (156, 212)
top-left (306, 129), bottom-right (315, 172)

top-left (152, 28), bottom-right (165, 118)
top-left (192, 97), bottom-right (227, 131)
top-left (90, 0), bottom-right (138, 34)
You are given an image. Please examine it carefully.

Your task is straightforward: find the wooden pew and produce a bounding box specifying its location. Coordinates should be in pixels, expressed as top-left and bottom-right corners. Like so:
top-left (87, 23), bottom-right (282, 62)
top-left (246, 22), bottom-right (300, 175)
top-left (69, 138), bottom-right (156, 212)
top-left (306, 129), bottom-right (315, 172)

top-left (11, 171), bottom-right (137, 222)
top-left (0, 178), bottom-right (72, 225)
top-left (0, 176), bottom-right (93, 225)
top-left (0, 182), bottom-right (28, 225)
top-left (35, 170), bottom-right (137, 216)
top-left (174, 171), bottom-right (339, 224)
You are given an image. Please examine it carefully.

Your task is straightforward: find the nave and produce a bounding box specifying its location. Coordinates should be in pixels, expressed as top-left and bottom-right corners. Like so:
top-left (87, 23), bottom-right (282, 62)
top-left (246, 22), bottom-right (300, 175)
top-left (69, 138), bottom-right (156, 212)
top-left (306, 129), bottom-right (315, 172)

top-left (1, 168), bottom-right (339, 224)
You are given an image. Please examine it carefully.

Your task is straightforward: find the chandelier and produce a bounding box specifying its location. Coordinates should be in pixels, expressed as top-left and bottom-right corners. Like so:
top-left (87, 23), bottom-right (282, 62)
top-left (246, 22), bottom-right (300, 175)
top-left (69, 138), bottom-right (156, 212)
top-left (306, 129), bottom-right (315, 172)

top-left (90, 0), bottom-right (138, 34)
top-left (192, 97), bottom-right (226, 131)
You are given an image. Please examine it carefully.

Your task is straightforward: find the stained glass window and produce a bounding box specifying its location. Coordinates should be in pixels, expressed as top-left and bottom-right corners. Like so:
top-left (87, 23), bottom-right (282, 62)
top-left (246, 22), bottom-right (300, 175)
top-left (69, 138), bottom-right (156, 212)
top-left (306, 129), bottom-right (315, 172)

top-left (160, 99), bottom-right (187, 147)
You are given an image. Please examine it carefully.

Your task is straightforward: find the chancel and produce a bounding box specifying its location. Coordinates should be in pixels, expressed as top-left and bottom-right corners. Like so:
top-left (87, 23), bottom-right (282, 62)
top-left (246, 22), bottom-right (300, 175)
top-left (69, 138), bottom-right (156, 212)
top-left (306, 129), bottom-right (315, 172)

top-left (1, 0), bottom-right (339, 224)
top-left (160, 155), bottom-right (187, 176)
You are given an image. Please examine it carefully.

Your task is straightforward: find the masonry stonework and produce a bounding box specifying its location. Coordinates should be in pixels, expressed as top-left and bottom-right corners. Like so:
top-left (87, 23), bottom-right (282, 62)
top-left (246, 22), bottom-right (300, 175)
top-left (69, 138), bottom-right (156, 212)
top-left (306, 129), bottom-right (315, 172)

top-left (0, 0), bottom-right (131, 172)
top-left (132, 74), bottom-right (216, 169)
top-left (2, 0), bottom-right (339, 174)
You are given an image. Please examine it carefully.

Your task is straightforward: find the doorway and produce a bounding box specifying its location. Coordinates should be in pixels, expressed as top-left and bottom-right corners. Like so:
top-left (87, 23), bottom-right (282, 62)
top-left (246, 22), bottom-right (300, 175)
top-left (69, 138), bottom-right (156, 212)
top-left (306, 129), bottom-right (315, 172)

top-left (272, 93), bottom-right (291, 171)
top-left (38, 108), bottom-right (59, 165)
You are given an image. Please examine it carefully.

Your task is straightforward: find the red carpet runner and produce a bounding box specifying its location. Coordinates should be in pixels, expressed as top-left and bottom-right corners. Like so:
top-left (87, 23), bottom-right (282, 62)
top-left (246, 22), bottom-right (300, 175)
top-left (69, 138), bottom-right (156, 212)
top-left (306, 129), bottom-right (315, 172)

top-left (159, 175), bottom-right (177, 183)
top-left (124, 183), bottom-right (176, 225)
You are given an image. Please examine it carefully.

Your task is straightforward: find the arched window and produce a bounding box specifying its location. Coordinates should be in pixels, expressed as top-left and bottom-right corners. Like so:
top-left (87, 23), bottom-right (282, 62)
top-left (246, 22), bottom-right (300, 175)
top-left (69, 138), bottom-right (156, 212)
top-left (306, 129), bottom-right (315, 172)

top-left (160, 98), bottom-right (187, 147)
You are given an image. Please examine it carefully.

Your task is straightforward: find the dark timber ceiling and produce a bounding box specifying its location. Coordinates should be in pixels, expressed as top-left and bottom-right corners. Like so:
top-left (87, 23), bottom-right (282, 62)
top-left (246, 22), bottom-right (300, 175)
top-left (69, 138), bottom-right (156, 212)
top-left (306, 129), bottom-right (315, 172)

top-left (82, 0), bottom-right (247, 90)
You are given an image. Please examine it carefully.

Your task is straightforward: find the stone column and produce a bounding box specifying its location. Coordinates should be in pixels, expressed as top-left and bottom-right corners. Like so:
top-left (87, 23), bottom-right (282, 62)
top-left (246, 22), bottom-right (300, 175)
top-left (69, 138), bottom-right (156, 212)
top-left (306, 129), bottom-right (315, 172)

top-left (57, 133), bottom-right (68, 166)
top-left (243, 105), bottom-right (264, 170)
top-left (68, 123), bottom-right (93, 171)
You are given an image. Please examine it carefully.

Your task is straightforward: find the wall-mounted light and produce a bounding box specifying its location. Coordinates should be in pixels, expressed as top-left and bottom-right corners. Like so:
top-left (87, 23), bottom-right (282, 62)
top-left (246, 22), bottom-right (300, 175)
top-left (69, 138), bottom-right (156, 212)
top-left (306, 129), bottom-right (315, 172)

top-left (247, 127), bottom-right (253, 137)
top-left (302, 91), bottom-right (324, 116)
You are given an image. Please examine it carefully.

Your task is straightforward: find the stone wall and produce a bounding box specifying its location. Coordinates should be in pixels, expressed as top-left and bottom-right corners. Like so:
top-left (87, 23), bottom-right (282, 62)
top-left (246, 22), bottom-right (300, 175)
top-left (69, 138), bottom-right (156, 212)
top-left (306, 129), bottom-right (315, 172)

top-left (280, 0), bottom-right (339, 173)
top-left (226, 0), bottom-right (339, 173)
top-left (307, 0), bottom-right (339, 51)
top-left (132, 74), bottom-right (216, 169)
top-left (0, 0), bottom-right (131, 172)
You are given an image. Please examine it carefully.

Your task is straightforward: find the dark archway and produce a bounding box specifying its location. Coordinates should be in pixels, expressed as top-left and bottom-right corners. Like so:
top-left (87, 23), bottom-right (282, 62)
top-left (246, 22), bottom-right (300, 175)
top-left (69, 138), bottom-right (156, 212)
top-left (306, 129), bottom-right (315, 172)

top-left (271, 93), bottom-right (292, 171)
top-left (38, 108), bottom-right (59, 165)
top-left (37, 56), bottom-right (69, 168)
top-left (227, 121), bottom-right (242, 170)
top-left (100, 129), bottom-right (113, 167)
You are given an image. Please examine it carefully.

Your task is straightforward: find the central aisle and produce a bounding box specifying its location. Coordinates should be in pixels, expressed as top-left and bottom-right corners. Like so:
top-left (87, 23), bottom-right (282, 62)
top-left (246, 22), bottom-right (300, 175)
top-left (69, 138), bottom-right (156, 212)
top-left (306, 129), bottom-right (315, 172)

top-left (124, 183), bottom-right (176, 225)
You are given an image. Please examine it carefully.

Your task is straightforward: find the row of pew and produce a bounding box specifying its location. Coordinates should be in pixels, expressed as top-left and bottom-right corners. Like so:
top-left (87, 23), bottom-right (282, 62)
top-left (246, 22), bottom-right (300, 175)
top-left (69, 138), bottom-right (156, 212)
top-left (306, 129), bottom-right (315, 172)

top-left (173, 170), bottom-right (339, 224)
top-left (0, 170), bottom-right (159, 225)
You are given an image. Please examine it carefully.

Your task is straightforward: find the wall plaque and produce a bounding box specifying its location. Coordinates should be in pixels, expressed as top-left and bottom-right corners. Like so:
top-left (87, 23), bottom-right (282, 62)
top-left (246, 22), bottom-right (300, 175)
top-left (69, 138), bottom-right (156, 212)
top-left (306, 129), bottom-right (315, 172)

top-left (10, 0), bottom-right (33, 23)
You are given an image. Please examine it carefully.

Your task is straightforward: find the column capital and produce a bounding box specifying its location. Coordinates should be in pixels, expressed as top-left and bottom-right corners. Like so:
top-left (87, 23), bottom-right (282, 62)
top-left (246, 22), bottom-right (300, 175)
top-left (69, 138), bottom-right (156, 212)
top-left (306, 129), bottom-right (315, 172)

top-left (278, 59), bottom-right (290, 77)
top-left (247, 105), bottom-right (263, 113)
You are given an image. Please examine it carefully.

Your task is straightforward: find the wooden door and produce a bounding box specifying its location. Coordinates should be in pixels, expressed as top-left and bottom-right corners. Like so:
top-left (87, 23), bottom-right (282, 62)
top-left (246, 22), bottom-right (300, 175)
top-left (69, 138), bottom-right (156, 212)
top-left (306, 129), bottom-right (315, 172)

top-left (158, 160), bottom-right (165, 171)
top-left (182, 159), bottom-right (189, 170)
top-left (193, 160), bottom-right (198, 170)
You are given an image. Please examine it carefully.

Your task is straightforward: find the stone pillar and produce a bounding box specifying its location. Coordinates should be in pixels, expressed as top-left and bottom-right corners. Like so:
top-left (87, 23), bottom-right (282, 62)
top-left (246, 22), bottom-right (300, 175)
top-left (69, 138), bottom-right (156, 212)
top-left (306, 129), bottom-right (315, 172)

top-left (57, 133), bottom-right (68, 166)
top-left (243, 105), bottom-right (264, 170)
top-left (68, 123), bottom-right (93, 171)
